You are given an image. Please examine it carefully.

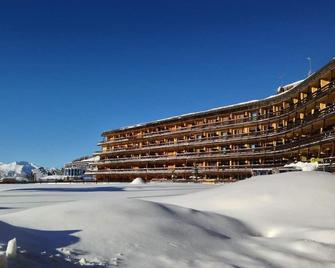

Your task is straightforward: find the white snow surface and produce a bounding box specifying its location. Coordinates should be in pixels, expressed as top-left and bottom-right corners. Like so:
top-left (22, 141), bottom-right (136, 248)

top-left (276, 79), bottom-right (304, 93)
top-left (0, 172), bottom-right (334, 267)
top-left (130, 177), bottom-right (145, 184)
top-left (38, 175), bottom-right (64, 181)
top-left (80, 156), bottom-right (100, 162)
top-left (285, 161), bottom-right (319, 171)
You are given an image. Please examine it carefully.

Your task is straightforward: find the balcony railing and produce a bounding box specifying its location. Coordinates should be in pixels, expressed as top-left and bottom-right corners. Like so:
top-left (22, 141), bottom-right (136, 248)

top-left (100, 80), bottom-right (335, 145)
top-left (86, 162), bottom-right (286, 175)
top-left (94, 129), bottom-right (335, 166)
top-left (96, 103), bottom-right (335, 156)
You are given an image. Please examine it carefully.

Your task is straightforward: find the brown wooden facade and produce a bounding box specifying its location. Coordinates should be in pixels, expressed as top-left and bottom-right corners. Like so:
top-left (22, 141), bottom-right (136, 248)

top-left (88, 58), bottom-right (335, 182)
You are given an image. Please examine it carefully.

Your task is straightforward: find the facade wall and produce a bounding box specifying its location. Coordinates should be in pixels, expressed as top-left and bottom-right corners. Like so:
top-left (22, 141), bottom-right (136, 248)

top-left (88, 59), bottom-right (335, 182)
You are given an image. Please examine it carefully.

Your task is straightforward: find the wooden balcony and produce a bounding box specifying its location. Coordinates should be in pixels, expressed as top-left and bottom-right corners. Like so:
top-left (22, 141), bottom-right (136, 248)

top-left (96, 103), bottom-right (335, 157)
top-left (86, 163), bottom-right (285, 176)
top-left (99, 80), bottom-right (335, 145)
top-left (94, 129), bottom-right (335, 166)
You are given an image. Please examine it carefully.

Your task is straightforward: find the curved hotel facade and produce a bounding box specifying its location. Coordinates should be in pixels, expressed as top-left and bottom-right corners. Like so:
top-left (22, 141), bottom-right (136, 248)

top-left (88, 58), bottom-right (335, 182)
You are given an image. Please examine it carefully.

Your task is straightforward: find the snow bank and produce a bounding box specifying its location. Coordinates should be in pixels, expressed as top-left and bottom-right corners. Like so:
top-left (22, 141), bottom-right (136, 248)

top-left (151, 172), bottom-right (335, 239)
top-left (0, 172), bottom-right (334, 267)
top-left (285, 161), bottom-right (318, 171)
top-left (130, 177), bottom-right (145, 184)
top-left (1, 197), bottom-right (253, 267)
top-left (39, 175), bottom-right (64, 181)
top-left (14, 177), bottom-right (29, 183)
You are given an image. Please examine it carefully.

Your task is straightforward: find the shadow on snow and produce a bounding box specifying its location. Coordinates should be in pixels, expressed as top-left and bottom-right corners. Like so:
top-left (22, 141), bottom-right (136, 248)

top-left (0, 221), bottom-right (97, 267)
top-left (7, 186), bottom-right (124, 193)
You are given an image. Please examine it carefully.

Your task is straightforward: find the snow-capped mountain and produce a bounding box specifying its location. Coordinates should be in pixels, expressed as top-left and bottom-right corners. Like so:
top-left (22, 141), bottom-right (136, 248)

top-left (0, 161), bottom-right (39, 178)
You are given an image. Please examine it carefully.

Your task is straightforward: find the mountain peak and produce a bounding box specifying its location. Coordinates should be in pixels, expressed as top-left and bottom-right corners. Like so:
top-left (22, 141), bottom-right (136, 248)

top-left (0, 161), bottom-right (39, 178)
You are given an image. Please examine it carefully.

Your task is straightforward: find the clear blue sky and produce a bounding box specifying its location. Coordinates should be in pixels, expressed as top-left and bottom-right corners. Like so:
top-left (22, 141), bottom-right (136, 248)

top-left (0, 0), bottom-right (334, 167)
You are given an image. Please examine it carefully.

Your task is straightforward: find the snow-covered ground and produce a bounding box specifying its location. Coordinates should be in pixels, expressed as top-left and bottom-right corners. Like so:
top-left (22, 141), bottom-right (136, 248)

top-left (0, 172), bottom-right (334, 267)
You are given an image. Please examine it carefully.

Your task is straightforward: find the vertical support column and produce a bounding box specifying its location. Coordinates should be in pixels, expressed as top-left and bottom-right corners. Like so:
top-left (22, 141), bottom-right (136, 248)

top-left (307, 147), bottom-right (310, 161)
top-left (318, 145), bottom-right (321, 158)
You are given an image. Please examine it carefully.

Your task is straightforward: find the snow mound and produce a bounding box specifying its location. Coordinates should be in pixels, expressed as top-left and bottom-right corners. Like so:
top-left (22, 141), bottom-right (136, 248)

top-left (39, 175), bottom-right (64, 181)
top-left (130, 177), bottom-right (145, 184)
top-left (151, 172), bottom-right (335, 240)
top-left (0, 172), bottom-right (334, 267)
top-left (285, 161), bottom-right (318, 171)
top-left (0, 198), bottom-right (254, 267)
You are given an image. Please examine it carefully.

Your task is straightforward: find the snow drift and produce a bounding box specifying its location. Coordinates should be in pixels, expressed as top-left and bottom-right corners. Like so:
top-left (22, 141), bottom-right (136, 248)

top-left (0, 172), bottom-right (334, 267)
top-left (152, 171), bottom-right (335, 238)
top-left (285, 161), bottom-right (319, 171)
top-left (130, 177), bottom-right (145, 184)
top-left (38, 175), bottom-right (64, 181)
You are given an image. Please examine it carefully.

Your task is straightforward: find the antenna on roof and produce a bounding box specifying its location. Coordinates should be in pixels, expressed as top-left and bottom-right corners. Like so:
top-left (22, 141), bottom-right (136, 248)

top-left (306, 57), bottom-right (312, 77)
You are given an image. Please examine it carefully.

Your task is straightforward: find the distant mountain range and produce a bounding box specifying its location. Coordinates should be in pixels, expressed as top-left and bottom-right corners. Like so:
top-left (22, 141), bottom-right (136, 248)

top-left (0, 161), bottom-right (39, 178)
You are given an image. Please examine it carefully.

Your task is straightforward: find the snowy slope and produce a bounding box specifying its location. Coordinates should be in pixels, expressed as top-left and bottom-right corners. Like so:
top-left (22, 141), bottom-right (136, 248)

top-left (149, 171), bottom-right (335, 242)
top-left (0, 172), bottom-right (334, 267)
top-left (0, 161), bottom-right (38, 177)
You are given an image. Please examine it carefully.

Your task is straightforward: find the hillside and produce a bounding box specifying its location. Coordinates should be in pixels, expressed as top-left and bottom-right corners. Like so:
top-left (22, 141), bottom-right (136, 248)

top-left (0, 161), bottom-right (38, 178)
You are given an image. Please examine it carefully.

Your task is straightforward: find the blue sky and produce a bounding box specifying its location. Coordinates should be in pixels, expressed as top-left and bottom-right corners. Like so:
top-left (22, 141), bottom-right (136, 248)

top-left (0, 0), bottom-right (334, 167)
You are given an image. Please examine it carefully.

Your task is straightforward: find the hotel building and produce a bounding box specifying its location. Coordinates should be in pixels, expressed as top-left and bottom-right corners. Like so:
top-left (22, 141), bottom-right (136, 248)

top-left (88, 58), bottom-right (335, 182)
